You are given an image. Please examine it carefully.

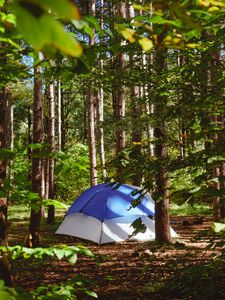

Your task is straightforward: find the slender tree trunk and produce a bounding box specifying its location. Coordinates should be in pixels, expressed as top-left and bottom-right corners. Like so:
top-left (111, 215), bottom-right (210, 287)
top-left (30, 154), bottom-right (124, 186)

top-left (128, 3), bottom-right (142, 185)
top-left (115, 58), bottom-right (126, 154)
top-left (0, 87), bottom-right (13, 220)
top-left (220, 160), bottom-right (225, 218)
top-left (143, 53), bottom-right (154, 158)
top-left (0, 87), bottom-right (12, 286)
top-left (47, 83), bottom-right (55, 224)
top-left (6, 96), bottom-right (14, 204)
top-left (178, 54), bottom-right (187, 158)
top-left (0, 87), bottom-right (7, 214)
top-left (57, 80), bottom-right (62, 151)
top-left (87, 0), bottom-right (97, 186)
top-left (210, 48), bottom-right (221, 221)
top-left (212, 151), bottom-right (220, 221)
top-left (27, 105), bottom-right (32, 160)
top-left (0, 199), bottom-right (12, 286)
top-left (29, 54), bottom-right (45, 247)
top-left (113, 1), bottom-right (127, 179)
top-left (97, 0), bottom-right (106, 179)
top-left (154, 46), bottom-right (171, 243)
top-left (218, 116), bottom-right (225, 218)
top-left (83, 91), bottom-right (88, 143)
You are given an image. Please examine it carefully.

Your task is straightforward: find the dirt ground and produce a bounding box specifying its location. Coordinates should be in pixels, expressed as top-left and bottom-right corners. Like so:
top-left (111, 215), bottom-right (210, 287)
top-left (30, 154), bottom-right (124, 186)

top-left (8, 216), bottom-right (223, 299)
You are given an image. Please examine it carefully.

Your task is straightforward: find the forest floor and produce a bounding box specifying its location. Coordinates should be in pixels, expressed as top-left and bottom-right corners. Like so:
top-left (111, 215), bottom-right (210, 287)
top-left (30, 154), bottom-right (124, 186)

top-left (8, 213), bottom-right (225, 300)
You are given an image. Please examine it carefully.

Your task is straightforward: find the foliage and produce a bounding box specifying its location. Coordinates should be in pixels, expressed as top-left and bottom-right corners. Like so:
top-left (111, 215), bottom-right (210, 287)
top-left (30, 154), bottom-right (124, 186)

top-left (55, 144), bottom-right (90, 202)
top-left (157, 261), bottom-right (225, 300)
top-left (117, 0), bottom-right (225, 50)
top-left (169, 203), bottom-right (211, 216)
top-left (10, 0), bottom-right (82, 57)
top-left (33, 277), bottom-right (98, 299)
top-left (1, 244), bottom-right (94, 263)
top-left (0, 277), bottom-right (98, 299)
top-left (0, 245), bottom-right (97, 299)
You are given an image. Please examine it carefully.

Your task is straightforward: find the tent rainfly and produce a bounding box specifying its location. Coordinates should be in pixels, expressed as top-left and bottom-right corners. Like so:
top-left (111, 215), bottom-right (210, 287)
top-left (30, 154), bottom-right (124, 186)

top-left (56, 183), bottom-right (178, 244)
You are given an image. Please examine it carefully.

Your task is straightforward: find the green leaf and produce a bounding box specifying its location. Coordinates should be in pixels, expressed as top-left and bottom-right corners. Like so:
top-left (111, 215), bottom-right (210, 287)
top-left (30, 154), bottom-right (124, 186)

top-left (0, 37), bottom-right (19, 48)
top-left (0, 290), bottom-right (16, 300)
top-left (0, 24), bottom-right (5, 33)
top-left (68, 253), bottom-right (77, 264)
top-left (73, 19), bottom-right (87, 30)
top-left (14, 5), bottom-right (47, 49)
top-left (85, 15), bottom-right (105, 36)
top-left (133, 4), bottom-right (152, 11)
top-left (43, 199), bottom-right (69, 209)
top-left (121, 28), bottom-right (136, 43)
top-left (13, 4), bottom-right (82, 57)
top-left (149, 15), bottom-right (182, 28)
top-left (1, 12), bottom-right (16, 25)
top-left (36, 0), bottom-right (81, 20)
top-left (212, 222), bottom-right (225, 233)
top-left (84, 290), bottom-right (98, 298)
top-left (53, 249), bottom-right (65, 260)
top-left (138, 37), bottom-right (153, 52)
top-left (0, 148), bottom-right (16, 159)
top-left (39, 15), bottom-right (83, 57)
top-left (207, 155), bottom-right (225, 164)
top-left (189, 186), bottom-right (201, 194)
top-left (130, 217), bottom-right (147, 237)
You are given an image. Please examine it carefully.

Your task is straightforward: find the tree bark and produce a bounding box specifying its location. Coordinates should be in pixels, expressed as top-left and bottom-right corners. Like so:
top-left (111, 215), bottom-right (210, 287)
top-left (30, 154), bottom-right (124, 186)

top-left (220, 160), bottom-right (225, 218)
top-left (113, 1), bottom-right (127, 179)
top-left (154, 47), bottom-right (171, 243)
top-left (143, 53), bottom-right (154, 158)
top-left (0, 87), bottom-right (12, 286)
top-left (47, 83), bottom-right (55, 224)
top-left (29, 53), bottom-right (45, 247)
top-left (57, 80), bottom-right (62, 151)
top-left (97, 0), bottom-right (106, 179)
top-left (128, 3), bottom-right (142, 186)
top-left (0, 87), bottom-right (7, 211)
top-left (87, 0), bottom-right (98, 186)
top-left (0, 199), bottom-right (12, 286)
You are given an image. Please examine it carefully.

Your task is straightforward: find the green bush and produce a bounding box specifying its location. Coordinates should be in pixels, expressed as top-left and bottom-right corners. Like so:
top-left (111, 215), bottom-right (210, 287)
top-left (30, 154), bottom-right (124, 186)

top-left (55, 144), bottom-right (90, 203)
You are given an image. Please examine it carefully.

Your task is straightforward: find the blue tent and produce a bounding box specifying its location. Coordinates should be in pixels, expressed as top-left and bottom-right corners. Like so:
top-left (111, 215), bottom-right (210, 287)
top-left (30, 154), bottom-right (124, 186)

top-left (56, 183), bottom-right (177, 244)
top-left (67, 183), bottom-right (154, 220)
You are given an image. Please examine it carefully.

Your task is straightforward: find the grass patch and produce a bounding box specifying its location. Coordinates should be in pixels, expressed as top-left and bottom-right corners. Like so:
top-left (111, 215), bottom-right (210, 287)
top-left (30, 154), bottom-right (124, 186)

top-left (8, 204), bottom-right (67, 220)
top-left (169, 203), bottom-right (212, 216)
top-left (8, 204), bottom-right (30, 220)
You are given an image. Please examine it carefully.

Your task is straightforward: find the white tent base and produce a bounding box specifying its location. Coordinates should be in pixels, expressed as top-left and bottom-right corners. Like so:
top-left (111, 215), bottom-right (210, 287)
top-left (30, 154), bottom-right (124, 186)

top-left (56, 213), bottom-right (178, 244)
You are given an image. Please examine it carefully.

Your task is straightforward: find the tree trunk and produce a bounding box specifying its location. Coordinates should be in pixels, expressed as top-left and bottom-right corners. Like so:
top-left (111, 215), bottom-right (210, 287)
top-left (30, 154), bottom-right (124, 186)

top-left (83, 91), bottom-right (88, 143)
top-left (97, 0), bottom-right (106, 180)
top-left (29, 53), bottom-right (45, 247)
top-left (113, 1), bottom-right (127, 179)
top-left (47, 83), bottom-right (55, 224)
top-left (0, 87), bottom-right (12, 286)
top-left (0, 87), bottom-right (8, 215)
top-left (154, 47), bottom-right (171, 243)
top-left (87, 0), bottom-right (97, 186)
top-left (57, 80), bottom-right (62, 151)
top-left (128, 3), bottom-right (142, 186)
top-left (143, 53), bottom-right (154, 158)
top-left (178, 54), bottom-right (187, 158)
top-left (0, 199), bottom-right (12, 286)
top-left (0, 87), bottom-right (13, 218)
top-left (209, 47), bottom-right (222, 221)
top-left (220, 160), bottom-right (225, 218)
top-left (219, 116), bottom-right (225, 218)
